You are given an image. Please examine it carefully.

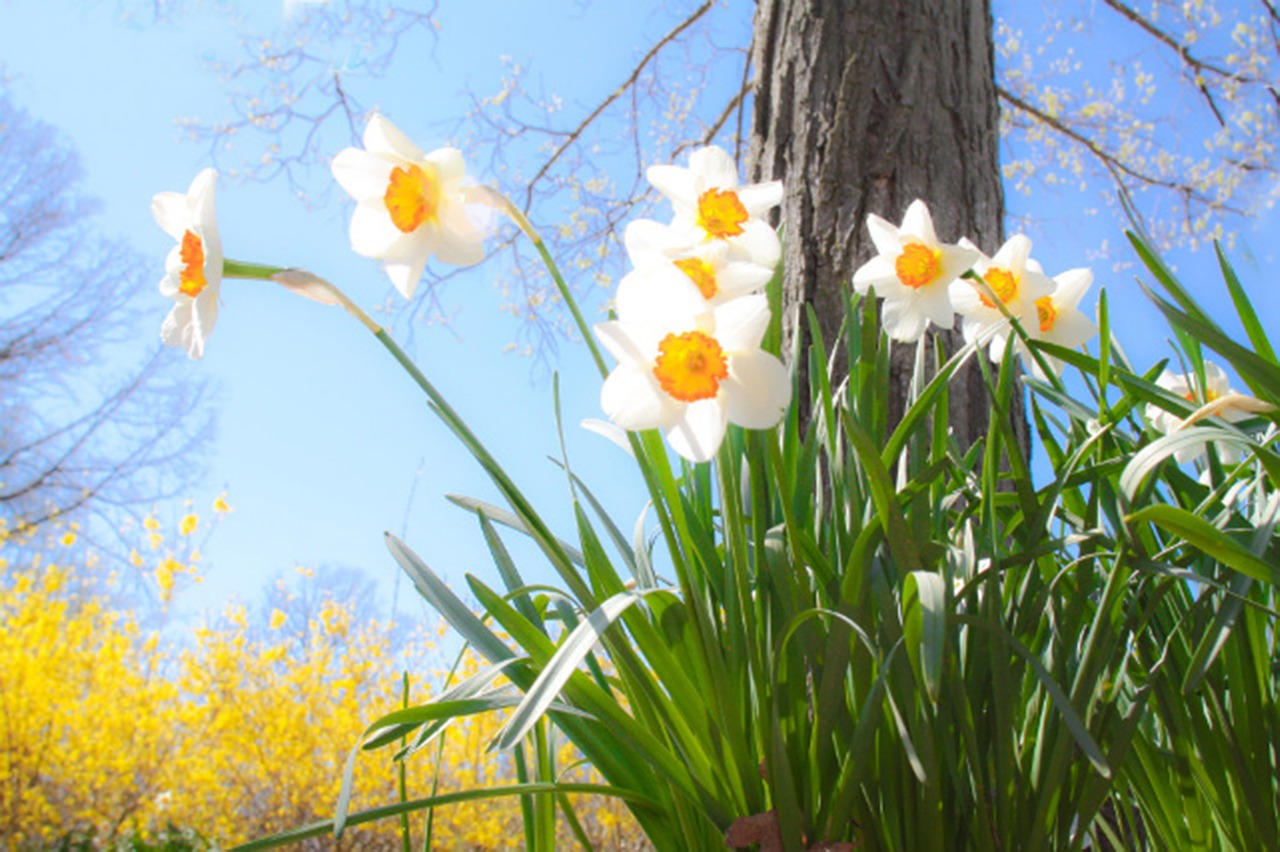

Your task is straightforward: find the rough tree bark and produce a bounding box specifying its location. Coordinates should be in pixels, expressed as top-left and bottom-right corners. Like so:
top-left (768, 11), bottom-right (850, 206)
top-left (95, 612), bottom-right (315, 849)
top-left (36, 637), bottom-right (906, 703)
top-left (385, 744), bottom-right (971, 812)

top-left (749, 0), bottom-right (1023, 452)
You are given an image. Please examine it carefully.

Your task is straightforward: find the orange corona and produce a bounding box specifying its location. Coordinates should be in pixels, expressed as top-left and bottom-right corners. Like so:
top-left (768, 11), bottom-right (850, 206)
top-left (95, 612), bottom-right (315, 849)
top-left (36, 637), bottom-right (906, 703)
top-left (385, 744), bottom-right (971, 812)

top-left (178, 230), bottom-right (208, 298)
top-left (981, 267), bottom-right (1018, 308)
top-left (696, 188), bottom-right (748, 239)
top-left (894, 243), bottom-right (941, 289)
top-left (1035, 296), bottom-right (1057, 332)
top-left (653, 331), bottom-right (729, 402)
top-left (384, 163), bottom-right (437, 233)
top-left (674, 257), bottom-right (719, 299)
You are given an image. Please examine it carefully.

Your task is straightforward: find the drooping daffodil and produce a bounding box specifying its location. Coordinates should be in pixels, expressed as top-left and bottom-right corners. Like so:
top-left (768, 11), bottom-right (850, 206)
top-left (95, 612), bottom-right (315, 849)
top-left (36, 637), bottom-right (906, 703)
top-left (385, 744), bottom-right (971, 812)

top-left (645, 145), bottom-right (783, 269)
top-left (1014, 267), bottom-right (1098, 379)
top-left (1144, 362), bottom-right (1272, 463)
top-left (594, 273), bottom-right (790, 464)
top-left (851, 199), bottom-right (979, 343)
top-left (331, 114), bottom-right (487, 299)
top-left (950, 234), bottom-right (1054, 360)
top-left (153, 168), bottom-right (222, 359)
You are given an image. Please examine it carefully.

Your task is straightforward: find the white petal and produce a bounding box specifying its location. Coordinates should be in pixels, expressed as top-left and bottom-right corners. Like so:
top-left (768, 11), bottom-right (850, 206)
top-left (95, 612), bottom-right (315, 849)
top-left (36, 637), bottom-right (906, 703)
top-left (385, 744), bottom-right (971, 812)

top-left (917, 283), bottom-right (957, 329)
top-left (714, 294), bottom-right (771, 352)
top-left (1051, 268), bottom-right (1093, 310)
top-left (332, 147), bottom-right (396, 201)
top-left (937, 244), bottom-right (981, 287)
top-left (189, 168), bottom-right (218, 227)
top-left (882, 299), bottom-right (930, 343)
top-left (363, 114), bottom-right (425, 162)
top-left (724, 350), bottom-right (790, 428)
top-left (624, 218), bottom-right (680, 263)
top-left (866, 213), bottom-right (905, 259)
top-left (383, 250), bottom-right (430, 300)
top-left (595, 320), bottom-right (665, 367)
top-left (991, 234), bottom-right (1032, 274)
top-left (433, 231), bottom-right (485, 267)
top-left (424, 147), bottom-right (466, 185)
top-left (852, 255), bottom-right (897, 295)
top-left (737, 181), bottom-right (783, 216)
top-left (349, 200), bottom-right (405, 257)
top-left (615, 266), bottom-right (709, 325)
top-left (192, 288), bottom-right (219, 350)
top-left (665, 396), bottom-right (728, 463)
top-left (900, 200), bottom-right (939, 245)
top-left (601, 364), bottom-right (682, 431)
top-left (160, 301), bottom-right (192, 353)
top-left (688, 146), bottom-right (740, 190)
top-left (151, 192), bottom-right (191, 240)
top-left (731, 218), bottom-right (781, 268)
top-left (646, 164), bottom-right (696, 206)
top-left (1044, 310), bottom-right (1097, 350)
top-left (715, 261), bottom-right (774, 300)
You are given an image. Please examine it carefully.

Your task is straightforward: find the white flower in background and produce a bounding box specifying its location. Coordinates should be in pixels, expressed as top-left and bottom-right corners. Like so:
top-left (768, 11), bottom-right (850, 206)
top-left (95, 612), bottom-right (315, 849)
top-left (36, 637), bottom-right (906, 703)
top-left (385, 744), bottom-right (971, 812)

top-left (623, 218), bottom-right (776, 308)
top-left (1144, 362), bottom-right (1270, 464)
top-left (950, 234), bottom-right (1055, 360)
top-left (645, 145), bottom-right (783, 268)
top-left (594, 278), bottom-right (790, 463)
top-left (331, 114), bottom-right (487, 298)
top-left (1015, 267), bottom-right (1098, 379)
top-left (851, 200), bottom-right (979, 343)
top-left (153, 168), bottom-right (223, 359)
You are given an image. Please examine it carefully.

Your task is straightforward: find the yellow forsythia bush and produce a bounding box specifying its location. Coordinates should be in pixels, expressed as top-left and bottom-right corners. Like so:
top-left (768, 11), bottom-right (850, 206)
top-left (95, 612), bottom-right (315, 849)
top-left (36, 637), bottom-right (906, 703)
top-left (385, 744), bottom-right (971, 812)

top-left (0, 520), bottom-right (645, 849)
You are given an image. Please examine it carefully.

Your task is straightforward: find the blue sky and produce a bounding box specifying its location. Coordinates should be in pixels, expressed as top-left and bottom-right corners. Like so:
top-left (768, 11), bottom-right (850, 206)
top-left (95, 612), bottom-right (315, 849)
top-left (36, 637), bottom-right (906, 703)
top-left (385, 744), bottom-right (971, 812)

top-left (1, 0), bottom-right (1276, 626)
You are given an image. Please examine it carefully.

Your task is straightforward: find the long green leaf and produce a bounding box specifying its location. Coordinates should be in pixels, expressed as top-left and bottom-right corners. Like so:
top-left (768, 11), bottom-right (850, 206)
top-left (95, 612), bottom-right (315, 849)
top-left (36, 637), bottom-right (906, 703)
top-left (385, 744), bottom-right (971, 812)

top-left (903, 571), bottom-right (946, 703)
top-left (1125, 504), bottom-right (1279, 585)
top-left (494, 591), bottom-right (646, 751)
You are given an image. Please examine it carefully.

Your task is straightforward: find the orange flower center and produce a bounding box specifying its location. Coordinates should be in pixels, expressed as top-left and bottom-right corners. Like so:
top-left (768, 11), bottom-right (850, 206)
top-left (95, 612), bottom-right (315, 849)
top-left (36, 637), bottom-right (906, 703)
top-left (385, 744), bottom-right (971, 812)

top-left (674, 257), bottom-right (719, 299)
top-left (895, 242), bottom-right (941, 289)
top-left (1035, 296), bottom-right (1057, 332)
top-left (981, 267), bottom-right (1019, 308)
top-left (384, 163), bottom-right (437, 233)
top-left (178, 230), bottom-right (208, 298)
top-left (653, 331), bottom-right (729, 402)
top-left (696, 188), bottom-right (748, 239)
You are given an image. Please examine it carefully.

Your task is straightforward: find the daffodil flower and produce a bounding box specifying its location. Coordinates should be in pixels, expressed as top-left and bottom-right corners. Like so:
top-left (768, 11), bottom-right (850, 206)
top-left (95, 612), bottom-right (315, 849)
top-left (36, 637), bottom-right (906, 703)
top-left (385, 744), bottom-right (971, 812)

top-left (645, 145), bottom-right (783, 268)
top-left (1015, 267), bottom-right (1098, 379)
top-left (950, 234), bottom-right (1054, 360)
top-left (622, 218), bottom-right (776, 308)
top-left (153, 168), bottom-right (222, 359)
top-left (1143, 362), bottom-right (1270, 463)
top-left (331, 114), bottom-right (487, 299)
top-left (594, 285), bottom-right (790, 464)
top-left (851, 200), bottom-right (979, 343)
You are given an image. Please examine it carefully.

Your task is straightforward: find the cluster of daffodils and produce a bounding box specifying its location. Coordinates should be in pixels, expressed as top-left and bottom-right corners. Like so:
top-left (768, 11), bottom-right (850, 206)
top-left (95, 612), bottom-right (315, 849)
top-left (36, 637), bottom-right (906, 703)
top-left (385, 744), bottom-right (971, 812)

top-left (851, 200), bottom-right (1097, 380)
top-left (152, 124), bottom-right (789, 465)
top-left (153, 119), bottom-right (1263, 474)
top-left (593, 146), bottom-right (791, 463)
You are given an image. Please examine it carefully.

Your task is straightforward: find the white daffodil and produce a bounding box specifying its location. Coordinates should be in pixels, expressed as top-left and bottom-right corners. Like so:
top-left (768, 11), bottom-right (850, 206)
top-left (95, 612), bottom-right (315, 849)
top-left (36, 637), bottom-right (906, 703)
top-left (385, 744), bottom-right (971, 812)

top-left (594, 286), bottom-right (790, 464)
top-left (851, 200), bottom-right (979, 343)
top-left (153, 168), bottom-right (223, 359)
top-left (331, 114), bottom-right (487, 299)
top-left (1143, 362), bottom-right (1276, 464)
top-left (645, 145), bottom-right (783, 268)
top-left (619, 218), bottom-right (776, 311)
top-left (950, 234), bottom-right (1055, 360)
top-left (1015, 267), bottom-right (1098, 379)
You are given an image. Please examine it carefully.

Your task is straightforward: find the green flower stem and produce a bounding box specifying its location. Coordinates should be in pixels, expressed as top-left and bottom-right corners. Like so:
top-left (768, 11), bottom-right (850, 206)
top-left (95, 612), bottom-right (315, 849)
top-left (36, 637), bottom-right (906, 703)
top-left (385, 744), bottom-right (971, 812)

top-left (222, 259), bottom-right (287, 279)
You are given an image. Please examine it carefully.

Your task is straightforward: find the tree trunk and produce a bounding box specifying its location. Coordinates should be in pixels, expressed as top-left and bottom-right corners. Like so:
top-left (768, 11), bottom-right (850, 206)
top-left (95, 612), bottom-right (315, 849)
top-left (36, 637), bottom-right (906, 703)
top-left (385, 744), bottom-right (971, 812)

top-left (748, 0), bottom-right (1021, 452)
